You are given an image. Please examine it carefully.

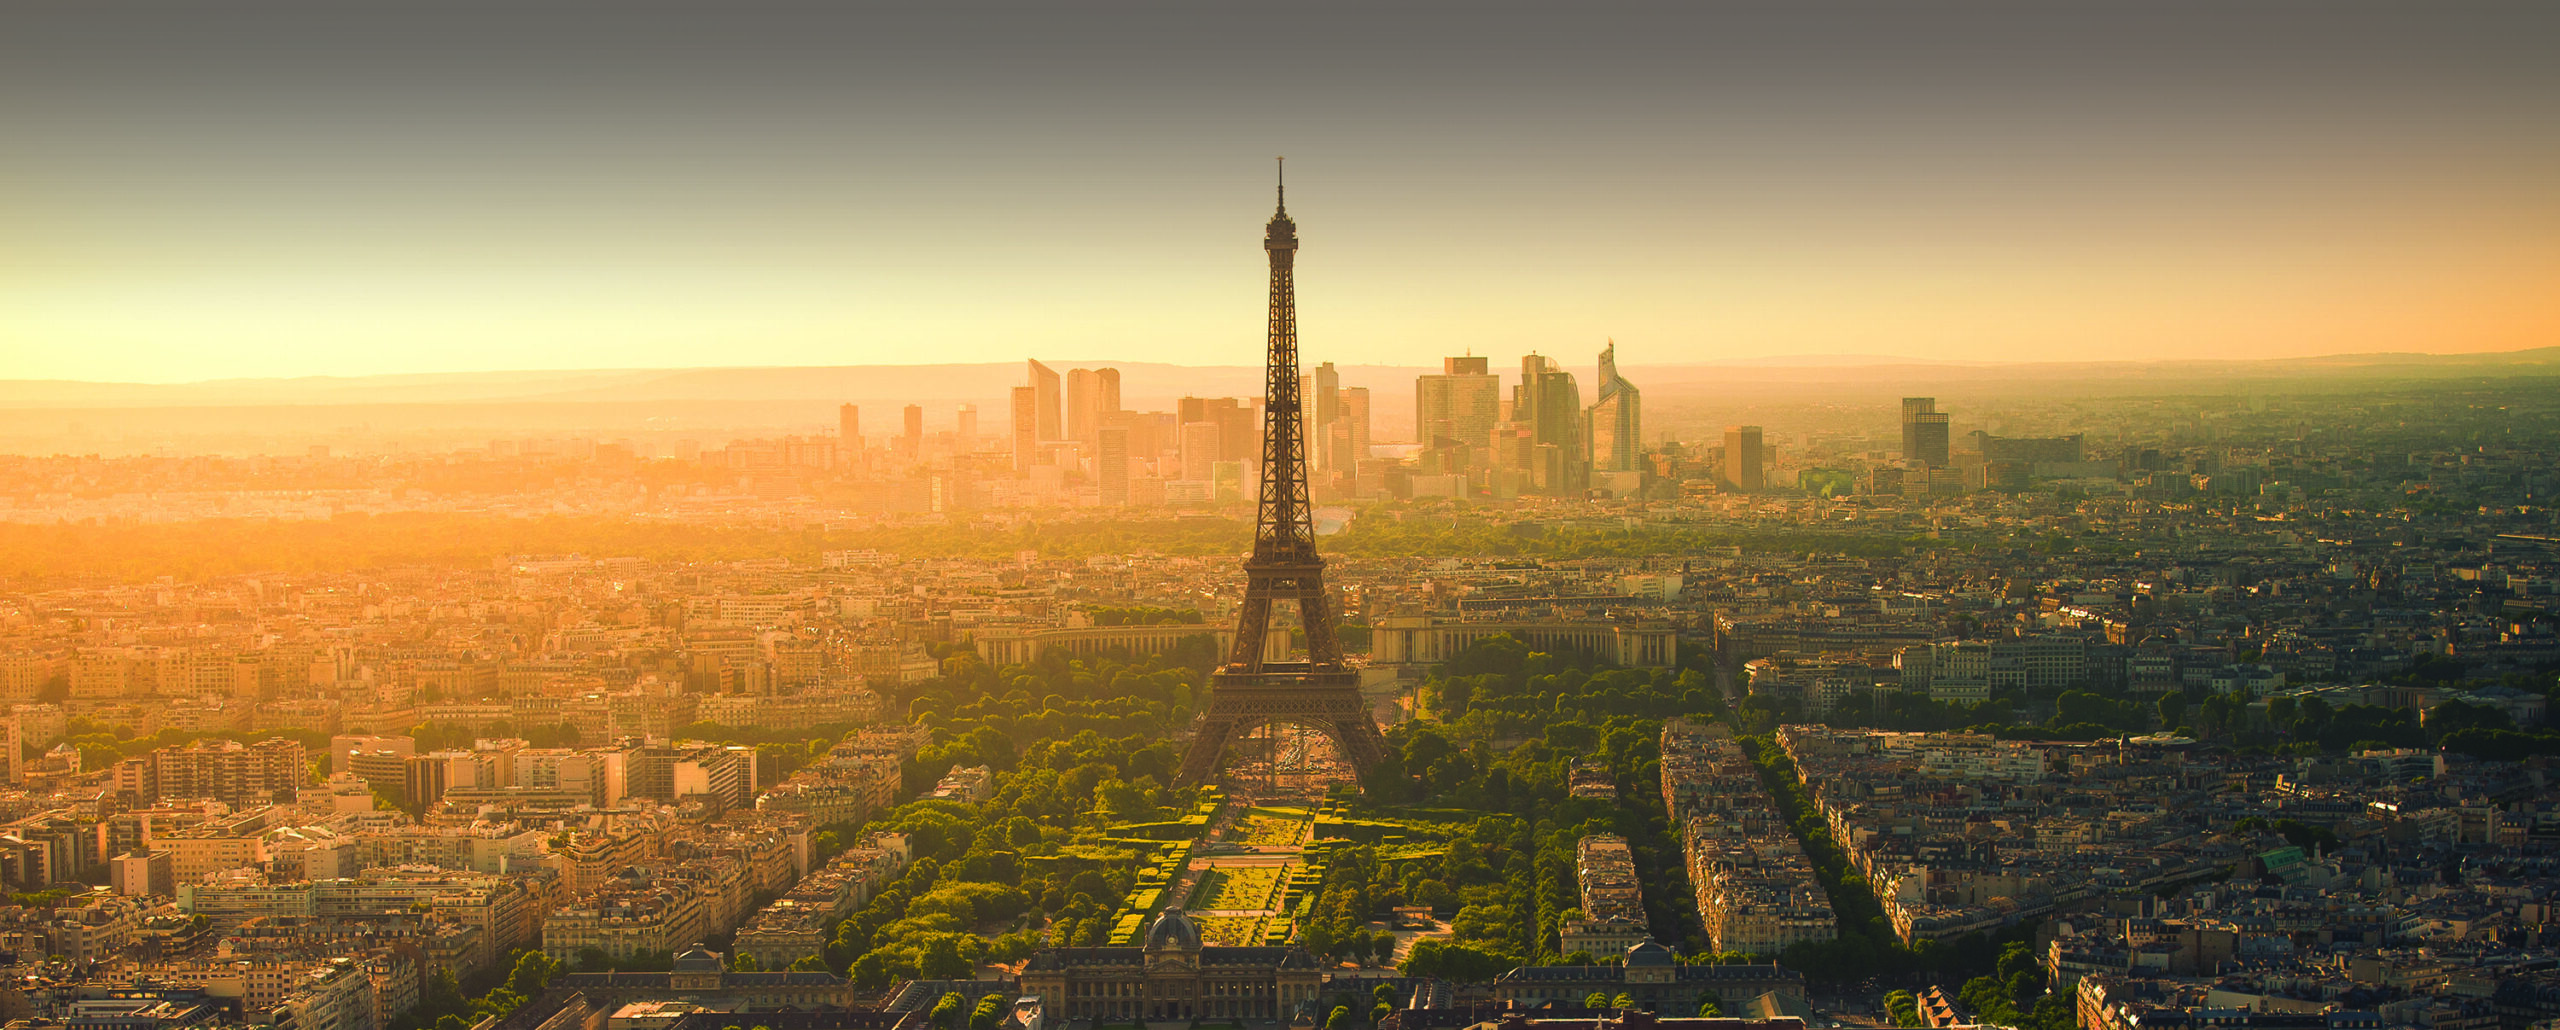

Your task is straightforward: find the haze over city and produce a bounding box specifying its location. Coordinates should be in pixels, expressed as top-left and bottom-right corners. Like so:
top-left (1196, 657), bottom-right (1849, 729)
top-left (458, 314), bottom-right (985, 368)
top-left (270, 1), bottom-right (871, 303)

top-left (6, 1), bottom-right (2558, 381)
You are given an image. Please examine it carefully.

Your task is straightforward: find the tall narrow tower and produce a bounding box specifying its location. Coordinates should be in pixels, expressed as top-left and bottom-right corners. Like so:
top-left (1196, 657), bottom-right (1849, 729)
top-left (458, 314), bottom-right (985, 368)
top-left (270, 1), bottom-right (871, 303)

top-left (1232, 163), bottom-right (1331, 669)
top-left (1176, 163), bottom-right (1389, 787)
top-left (1587, 340), bottom-right (1642, 474)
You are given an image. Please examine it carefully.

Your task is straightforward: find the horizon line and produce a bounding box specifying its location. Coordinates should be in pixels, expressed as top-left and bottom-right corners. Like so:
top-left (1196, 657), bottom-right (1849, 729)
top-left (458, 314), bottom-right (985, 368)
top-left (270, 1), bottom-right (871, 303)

top-left (4, 343), bottom-right (2555, 391)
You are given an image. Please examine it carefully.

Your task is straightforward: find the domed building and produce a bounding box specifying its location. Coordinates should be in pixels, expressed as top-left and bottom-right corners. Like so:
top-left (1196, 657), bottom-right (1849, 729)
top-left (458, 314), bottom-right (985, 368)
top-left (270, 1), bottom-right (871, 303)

top-left (1146, 911), bottom-right (1206, 951)
top-left (1020, 912), bottom-right (1325, 1023)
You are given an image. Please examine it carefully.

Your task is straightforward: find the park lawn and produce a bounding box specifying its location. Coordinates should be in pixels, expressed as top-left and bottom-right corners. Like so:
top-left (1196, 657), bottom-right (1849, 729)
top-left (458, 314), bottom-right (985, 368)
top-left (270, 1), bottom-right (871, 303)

top-left (1190, 865), bottom-right (1285, 910)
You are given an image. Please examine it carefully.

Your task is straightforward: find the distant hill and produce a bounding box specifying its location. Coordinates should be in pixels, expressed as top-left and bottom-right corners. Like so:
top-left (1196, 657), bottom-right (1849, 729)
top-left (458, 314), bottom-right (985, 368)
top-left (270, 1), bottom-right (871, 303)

top-left (2, 346), bottom-right (2552, 411)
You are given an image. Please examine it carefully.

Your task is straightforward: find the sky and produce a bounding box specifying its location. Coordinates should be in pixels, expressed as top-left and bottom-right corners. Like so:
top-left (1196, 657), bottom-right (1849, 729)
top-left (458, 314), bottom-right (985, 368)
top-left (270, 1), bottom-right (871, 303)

top-left (3, 0), bottom-right (2556, 383)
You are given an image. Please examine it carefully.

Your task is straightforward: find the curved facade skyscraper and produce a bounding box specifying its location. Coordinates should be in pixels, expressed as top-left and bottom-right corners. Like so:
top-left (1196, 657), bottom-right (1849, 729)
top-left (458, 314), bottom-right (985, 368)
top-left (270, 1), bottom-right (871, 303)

top-left (1588, 340), bottom-right (1642, 474)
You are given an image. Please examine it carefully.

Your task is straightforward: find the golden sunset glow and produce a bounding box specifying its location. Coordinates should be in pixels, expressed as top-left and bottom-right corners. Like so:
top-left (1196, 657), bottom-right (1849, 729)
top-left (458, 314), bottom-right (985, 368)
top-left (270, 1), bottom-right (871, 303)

top-left (4, 3), bottom-right (2554, 381)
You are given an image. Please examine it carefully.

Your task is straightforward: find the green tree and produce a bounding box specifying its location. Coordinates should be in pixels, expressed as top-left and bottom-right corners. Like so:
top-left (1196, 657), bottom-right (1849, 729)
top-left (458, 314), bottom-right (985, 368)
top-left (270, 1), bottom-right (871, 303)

top-left (1995, 942), bottom-right (2038, 984)
top-left (419, 966), bottom-right (466, 1023)
top-left (850, 951), bottom-right (899, 989)
top-left (505, 949), bottom-right (564, 996)
top-left (1884, 991), bottom-right (1921, 1028)
top-left (920, 936), bottom-right (975, 980)
top-left (930, 993), bottom-right (966, 1030)
top-left (970, 996), bottom-right (1006, 1030)
top-left (2007, 970), bottom-right (2041, 1009)
top-left (1400, 939), bottom-right (1516, 982)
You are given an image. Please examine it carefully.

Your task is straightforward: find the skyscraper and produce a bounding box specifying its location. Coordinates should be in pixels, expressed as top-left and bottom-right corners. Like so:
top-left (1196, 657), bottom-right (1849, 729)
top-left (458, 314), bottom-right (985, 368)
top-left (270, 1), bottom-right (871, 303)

top-left (1913, 412), bottom-right (1949, 467)
top-left (1027, 359), bottom-right (1062, 442)
top-left (1183, 396), bottom-right (1259, 464)
top-left (955, 404), bottom-right (978, 450)
top-left (1311, 361), bottom-right (1341, 473)
top-left (1225, 403), bottom-right (1258, 463)
top-left (1179, 422), bottom-right (1220, 481)
top-left (1513, 353), bottom-right (1584, 493)
top-left (1107, 410), bottom-right (1171, 477)
top-left (1010, 386), bottom-right (1040, 471)
top-left (1586, 340), bottom-right (1642, 473)
top-left (1902, 397), bottom-right (1949, 467)
top-left (1066, 366), bottom-right (1121, 445)
top-left (1097, 426), bottom-right (1130, 506)
top-left (1330, 386), bottom-right (1370, 478)
top-left (931, 470), bottom-right (971, 513)
top-left (1417, 355), bottom-right (1501, 458)
top-left (1724, 425), bottom-right (1764, 491)
top-left (902, 404), bottom-right (924, 457)
top-left (837, 403), bottom-right (863, 469)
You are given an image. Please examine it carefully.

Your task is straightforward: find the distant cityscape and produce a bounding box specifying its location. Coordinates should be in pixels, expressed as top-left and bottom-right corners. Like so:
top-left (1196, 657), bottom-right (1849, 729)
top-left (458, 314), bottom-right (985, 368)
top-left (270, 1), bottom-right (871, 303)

top-left (0, 177), bottom-right (2556, 1030)
top-left (7, 3), bottom-right (2559, 1030)
top-left (2, 344), bottom-right (2288, 526)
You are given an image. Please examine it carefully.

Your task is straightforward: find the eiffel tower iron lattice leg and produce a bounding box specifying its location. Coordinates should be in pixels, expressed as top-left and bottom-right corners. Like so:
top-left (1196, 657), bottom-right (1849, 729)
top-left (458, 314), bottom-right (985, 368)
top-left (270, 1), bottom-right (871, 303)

top-left (1176, 161), bottom-right (1388, 788)
top-left (1178, 668), bottom-right (1389, 786)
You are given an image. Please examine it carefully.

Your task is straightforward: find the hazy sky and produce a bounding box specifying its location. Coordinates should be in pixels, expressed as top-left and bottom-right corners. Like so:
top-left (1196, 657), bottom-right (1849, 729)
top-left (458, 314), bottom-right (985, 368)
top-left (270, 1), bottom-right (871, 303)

top-left (4, 1), bottom-right (2556, 383)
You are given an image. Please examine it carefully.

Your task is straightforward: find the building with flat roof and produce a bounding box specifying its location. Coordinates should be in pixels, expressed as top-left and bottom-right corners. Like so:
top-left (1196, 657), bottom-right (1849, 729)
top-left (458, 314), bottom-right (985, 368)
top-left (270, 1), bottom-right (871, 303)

top-left (1723, 426), bottom-right (1763, 492)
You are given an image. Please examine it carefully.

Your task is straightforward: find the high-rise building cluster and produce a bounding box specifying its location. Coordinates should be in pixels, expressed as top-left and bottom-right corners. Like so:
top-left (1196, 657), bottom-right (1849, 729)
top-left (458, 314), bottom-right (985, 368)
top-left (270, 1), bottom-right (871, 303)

top-left (981, 354), bottom-right (1398, 508)
top-left (27, 348), bottom-right (2533, 520)
top-left (1003, 362), bottom-right (1269, 507)
top-left (804, 337), bottom-right (1666, 509)
top-left (804, 337), bottom-right (1683, 508)
top-left (1408, 342), bottom-right (1661, 500)
top-left (793, 187), bottom-right (1670, 508)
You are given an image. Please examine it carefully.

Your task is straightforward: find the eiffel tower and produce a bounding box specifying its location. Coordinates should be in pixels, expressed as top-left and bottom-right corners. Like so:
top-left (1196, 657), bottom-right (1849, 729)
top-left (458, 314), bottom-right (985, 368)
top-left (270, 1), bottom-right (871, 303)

top-left (1175, 162), bottom-right (1390, 787)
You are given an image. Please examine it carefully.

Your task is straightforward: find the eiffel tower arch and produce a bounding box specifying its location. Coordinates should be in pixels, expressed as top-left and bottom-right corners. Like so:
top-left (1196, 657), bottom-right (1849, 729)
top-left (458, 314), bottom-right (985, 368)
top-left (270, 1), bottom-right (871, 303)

top-left (1176, 162), bottom-right (1390, 788)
